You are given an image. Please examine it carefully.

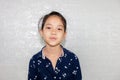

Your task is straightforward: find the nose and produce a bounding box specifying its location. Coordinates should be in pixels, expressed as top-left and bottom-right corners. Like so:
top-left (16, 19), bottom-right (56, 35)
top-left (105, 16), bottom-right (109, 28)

top-left (51, 29), bottom-right (56, 35)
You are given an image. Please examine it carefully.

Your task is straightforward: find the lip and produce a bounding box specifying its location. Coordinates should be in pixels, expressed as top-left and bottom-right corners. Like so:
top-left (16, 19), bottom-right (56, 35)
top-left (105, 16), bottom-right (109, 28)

top-left (49, 37), bottom-right (57, 40)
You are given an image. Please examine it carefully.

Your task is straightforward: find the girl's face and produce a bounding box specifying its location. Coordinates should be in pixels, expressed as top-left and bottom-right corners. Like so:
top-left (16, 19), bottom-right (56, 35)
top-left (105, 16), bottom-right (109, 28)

top-left (40, 15), bottom-right (66, 47)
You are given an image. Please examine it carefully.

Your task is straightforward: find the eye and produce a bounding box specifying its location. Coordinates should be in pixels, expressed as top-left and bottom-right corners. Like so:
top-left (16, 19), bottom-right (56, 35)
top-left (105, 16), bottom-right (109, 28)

top-left (46, 26), bottom-right (51, 29)
top-left (57, 28), bottom-right (63, 31)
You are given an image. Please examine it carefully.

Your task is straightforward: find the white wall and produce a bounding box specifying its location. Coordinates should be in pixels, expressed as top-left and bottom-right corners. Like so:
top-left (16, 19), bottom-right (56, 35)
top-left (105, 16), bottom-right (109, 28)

top-left (0, 0), bottom-right (120, 80)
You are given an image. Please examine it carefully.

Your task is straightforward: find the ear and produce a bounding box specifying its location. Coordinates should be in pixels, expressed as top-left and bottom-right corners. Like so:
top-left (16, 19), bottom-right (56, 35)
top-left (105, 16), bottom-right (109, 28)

top-left (63, 32), bottom-right (67, 39)
top-left (39, 29), bottom-right (43, 37)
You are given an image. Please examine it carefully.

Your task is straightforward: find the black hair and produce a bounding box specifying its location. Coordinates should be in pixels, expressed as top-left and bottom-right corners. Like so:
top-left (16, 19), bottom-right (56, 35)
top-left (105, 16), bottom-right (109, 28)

top-left (38, 11), bottom-right (67, 32)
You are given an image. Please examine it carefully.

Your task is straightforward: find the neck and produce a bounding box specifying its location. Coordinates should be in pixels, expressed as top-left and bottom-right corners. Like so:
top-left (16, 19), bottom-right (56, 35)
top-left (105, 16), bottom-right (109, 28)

top-left (43, 45), bottom-right (62, 56)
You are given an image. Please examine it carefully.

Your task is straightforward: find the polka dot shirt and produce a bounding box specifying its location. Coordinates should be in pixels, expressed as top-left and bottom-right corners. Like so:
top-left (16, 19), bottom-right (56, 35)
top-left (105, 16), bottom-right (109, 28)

top-left (28, 47), bottom-right (82, 80)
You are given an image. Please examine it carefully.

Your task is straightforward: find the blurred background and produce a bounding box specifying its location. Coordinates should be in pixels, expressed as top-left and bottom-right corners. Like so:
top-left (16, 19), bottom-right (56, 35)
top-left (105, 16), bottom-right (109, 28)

top-left (0, 0), bottom-right (120, 80)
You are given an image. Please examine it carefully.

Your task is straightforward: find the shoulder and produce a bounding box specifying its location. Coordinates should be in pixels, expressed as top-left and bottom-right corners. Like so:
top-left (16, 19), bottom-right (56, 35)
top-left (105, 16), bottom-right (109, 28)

top-left (63, 47), bottom-right (79, 61)
top-left (30, 50), bottom-right (42, 62)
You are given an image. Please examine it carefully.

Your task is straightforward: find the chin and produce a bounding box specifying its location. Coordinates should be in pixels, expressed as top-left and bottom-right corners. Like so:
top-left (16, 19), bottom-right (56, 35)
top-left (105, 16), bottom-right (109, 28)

top-left (47, 43), bottom-right (60, 47)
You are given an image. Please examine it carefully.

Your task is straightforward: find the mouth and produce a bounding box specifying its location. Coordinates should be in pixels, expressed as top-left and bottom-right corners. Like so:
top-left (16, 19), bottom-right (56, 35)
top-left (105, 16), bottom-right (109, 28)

top-left (49, 37), bottom-right (57, 40)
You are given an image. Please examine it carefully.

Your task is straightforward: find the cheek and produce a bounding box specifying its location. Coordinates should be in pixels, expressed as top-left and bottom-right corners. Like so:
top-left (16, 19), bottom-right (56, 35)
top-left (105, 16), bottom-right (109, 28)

top-left (59, 33), bottom-right (66, 38)
top-left (40, 31), bottom-right (46, 38)
top-left (43, 32), bottom-right (51, 39)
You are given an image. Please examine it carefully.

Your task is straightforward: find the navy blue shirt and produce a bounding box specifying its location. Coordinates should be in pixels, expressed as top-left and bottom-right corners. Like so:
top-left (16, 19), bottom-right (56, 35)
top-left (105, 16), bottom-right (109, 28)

top-left (28, 47), bottom-right (82, 80)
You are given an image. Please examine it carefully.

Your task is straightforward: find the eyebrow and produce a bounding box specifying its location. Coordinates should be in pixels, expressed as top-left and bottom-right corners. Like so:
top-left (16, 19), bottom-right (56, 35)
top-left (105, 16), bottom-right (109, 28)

top-left (45, 24), bottom-right (52, 26)
top-left (45, 24), bottom-right (64, 27)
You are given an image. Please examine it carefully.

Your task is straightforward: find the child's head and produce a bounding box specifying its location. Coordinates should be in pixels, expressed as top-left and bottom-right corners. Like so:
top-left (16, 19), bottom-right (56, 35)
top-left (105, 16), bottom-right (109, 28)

top-left (38, 11), bottom-right (67, 47)
top-left (38, 11), bottom-right (67, 32)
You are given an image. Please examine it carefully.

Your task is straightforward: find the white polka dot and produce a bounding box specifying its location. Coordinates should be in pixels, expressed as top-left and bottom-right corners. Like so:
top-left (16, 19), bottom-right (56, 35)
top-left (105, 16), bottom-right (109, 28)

top-left (70, 59), bottom-right (73, 61)
top-left (56, 67), bottom-right (58, 69)
top-left (44, 76), bottom-right (47, 80)
top-left (33, 61), bottom-right (35, 63)
top-left (75, 56), bottom-right (78, 60)
top-left (53, 76), bottom-right (56, 79)
top-left (64, 66), bottom-right (68, 69)
top-left (46, 63), bottom-right (51, 67)
top-left (64, 54), bottom-right (67, 57)
top-left (56, 67), bottom-right (60, 72)
top-left (46, 64), bottom-right (49, 67)
top-left (30, 65), bottom-right (32, 68)
top-left (55, 70), bottom-right (58, 74)
top-left (62, 73), bottom-right (67, 78)
top-left (76, 67), bottom-right (79, 69)
top-left (38, 63), bottom-right (40, 65)
top-left (37, 60), bottom-right (41, 63)
top-left (59, 77), bottom-right (62, 79)
top-left (33, 64), bottom-right (36, 68)
top-left (68, 63), bottom-right (71, 65)
top-left (58, 58), bottom-right (62, 62)
top-left (48, 63), bottom-right (51, 65)
top-left (34, 75), bottom-right (37, 79)
top-left (72, 70), bottom-right (77, 75)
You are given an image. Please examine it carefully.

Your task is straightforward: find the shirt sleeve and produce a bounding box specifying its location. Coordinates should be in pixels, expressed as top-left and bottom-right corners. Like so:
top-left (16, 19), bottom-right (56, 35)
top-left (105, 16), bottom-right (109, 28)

top-left (72, 55), bottom-right (82, 80)
top-left (28, 57), bottom-right (40, 80)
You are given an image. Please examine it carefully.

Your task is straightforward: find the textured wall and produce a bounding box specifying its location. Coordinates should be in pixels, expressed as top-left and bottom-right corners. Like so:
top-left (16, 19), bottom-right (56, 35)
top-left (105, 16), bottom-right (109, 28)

top-left (0, 0), bottom-right (120, 80)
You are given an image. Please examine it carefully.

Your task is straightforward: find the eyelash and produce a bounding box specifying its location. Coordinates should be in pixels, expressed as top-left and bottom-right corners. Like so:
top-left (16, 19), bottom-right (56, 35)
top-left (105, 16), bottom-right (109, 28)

top-left (45, 27), bottom-right (63, 31)
top-left (46, 27), bottom-right (51, 29)
top-left (58, 28), bottom-right (62, 30)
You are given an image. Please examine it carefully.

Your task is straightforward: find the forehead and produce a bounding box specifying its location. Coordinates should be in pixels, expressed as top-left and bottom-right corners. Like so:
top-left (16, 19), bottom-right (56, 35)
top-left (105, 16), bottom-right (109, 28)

top-left (45, 15), bottom-right (63, 24)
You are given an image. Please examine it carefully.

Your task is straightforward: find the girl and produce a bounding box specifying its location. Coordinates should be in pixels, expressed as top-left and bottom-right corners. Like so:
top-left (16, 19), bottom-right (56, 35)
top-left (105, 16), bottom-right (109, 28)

top-left (28, 11), bottom-right (82, 80)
